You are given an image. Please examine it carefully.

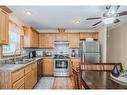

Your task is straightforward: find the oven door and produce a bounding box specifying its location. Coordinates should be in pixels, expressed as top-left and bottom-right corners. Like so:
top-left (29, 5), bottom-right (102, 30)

top-left (54, 59), bottom-right (69, 76)
top-left (55, 60), bottom-right (68, 69)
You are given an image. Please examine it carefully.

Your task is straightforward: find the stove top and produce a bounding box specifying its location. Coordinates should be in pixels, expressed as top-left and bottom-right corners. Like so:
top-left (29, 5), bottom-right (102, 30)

top-left (54, 54), bottom-right (69, 59)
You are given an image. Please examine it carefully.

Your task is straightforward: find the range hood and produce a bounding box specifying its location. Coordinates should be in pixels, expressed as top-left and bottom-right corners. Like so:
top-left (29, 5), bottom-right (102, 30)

top-left (54, 41), bottom-right (69, 45)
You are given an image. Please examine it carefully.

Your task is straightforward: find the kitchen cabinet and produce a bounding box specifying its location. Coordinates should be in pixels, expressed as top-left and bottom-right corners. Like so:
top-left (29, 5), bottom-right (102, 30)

top-left (55, 33), bottom-right (68, 41)
top-left (43, 57), bottom-right (54, 76)
top-left (24, 62), bottom-right (37, 89)
top-left (0, 8), bottom-right (9, 45)
top-left (23, 27), bottom-right (39, 48)
top-left (39, 33), bottom-right (55, 48)
top-left (31, 62), bottom-right (37, 87)
top-left (68, 33), bottom-right (79, 48)
top-left (24, 70), bottom-right (33, 89)
top-left (80, 32), bottom-right (98, 39)
top-left (0, 61), bottom-right (37, 89)
top-left (70, 58), bottom-right (80, 75)
top-left (12, 69), bottom-right (25, 89)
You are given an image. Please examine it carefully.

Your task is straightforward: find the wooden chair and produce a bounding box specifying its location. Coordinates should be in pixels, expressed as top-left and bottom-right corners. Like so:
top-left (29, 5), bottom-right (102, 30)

top-left (80, 63), bottom-right (123, 72)
top-left (72, 67), bottom-right (80, 89)
top-left (72, 66), bottom-right (85, 89)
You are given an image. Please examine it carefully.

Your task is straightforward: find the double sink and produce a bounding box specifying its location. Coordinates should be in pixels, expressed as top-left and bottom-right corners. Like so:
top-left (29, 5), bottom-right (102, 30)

top-left (14, 58), bottom-right (35, 64)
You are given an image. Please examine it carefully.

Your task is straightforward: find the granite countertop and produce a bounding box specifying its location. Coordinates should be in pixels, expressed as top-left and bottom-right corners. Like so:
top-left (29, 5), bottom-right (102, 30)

top-left (0, 57), bottom-right (43, 72)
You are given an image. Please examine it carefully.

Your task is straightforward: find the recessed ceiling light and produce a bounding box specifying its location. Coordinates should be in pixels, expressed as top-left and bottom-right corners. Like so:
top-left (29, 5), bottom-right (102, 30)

top-left (25, 10), bottom-right (32, 15)
top-left (73, 19), bottom-right (81, 24)
top-left (74, 20), bottom-right (80, 24)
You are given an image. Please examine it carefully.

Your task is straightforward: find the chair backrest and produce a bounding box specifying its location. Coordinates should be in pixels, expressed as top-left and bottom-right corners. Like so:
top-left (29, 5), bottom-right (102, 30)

top-left (72, 67), bottom-right (80, 89)
top-left (80, 63), bottom-right (123, 72)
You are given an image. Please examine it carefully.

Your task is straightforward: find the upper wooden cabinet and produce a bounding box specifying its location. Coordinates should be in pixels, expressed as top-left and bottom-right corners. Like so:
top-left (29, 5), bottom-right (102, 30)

top-left (39, 33), bottom-right (55, 48)
top-left (68, 33), bottom-right (80, 48)
top-left (80, 32), bottom-right (98, 39)
top-left (0, 8), bottom-right (9, 45)
top-left (23, 27), bottom-right (39, 48)
top-left (55, 33), bottom-right (68, 41)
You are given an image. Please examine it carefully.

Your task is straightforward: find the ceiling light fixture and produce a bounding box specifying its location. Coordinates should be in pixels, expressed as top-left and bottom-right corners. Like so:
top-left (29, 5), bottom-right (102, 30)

top-left (73, 20), bottom-right (81, 24)
top-left (103, 17), bottom-right (115, 24)
top-left (75, 20), bottom-right (80, 24)
top-left (25, 10), bottom-right (32, 15)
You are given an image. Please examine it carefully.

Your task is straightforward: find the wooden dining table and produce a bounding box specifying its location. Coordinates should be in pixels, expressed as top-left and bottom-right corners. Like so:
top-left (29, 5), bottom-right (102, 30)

top-left (81, 71), bottom-right (127, 89)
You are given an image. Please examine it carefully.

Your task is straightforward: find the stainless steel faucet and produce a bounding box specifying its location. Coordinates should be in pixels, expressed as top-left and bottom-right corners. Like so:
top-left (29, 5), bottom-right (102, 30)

top-left (13, 48), bottom-right (25, 63)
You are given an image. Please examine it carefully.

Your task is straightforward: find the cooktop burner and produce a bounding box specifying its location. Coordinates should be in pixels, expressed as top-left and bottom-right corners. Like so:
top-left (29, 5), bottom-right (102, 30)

top-left (54, 54), bottom-right (69, 59)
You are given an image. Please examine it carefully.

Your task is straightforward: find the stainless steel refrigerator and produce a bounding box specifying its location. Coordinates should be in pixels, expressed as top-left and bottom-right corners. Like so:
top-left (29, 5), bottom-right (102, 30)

top-left (79, 40), bottom-right (101, 63)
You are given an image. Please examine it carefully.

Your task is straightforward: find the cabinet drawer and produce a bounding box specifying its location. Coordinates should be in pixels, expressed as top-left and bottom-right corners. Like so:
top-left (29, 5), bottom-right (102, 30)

top-left (12, 77), bottom-right (24, 89)
top-left (12, 69), bottom-right (24, 83)
top-left (25, 65), bottom-right (32, 75)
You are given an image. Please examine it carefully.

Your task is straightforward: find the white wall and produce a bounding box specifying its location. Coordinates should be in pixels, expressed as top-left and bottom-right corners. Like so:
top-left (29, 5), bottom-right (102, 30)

top-left (95, 25), bottom-right (107, 62)
top-left (38, 29), bottom-right (95, 33)
top-left (107, 23), bottom-right (127, 69)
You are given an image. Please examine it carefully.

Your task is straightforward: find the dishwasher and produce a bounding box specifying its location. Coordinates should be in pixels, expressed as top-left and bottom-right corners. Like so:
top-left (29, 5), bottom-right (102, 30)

top-left (37, 59), bottom-right (43, 82)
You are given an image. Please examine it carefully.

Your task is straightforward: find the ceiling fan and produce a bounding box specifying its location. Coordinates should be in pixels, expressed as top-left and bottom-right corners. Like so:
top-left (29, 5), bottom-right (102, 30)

top-left (86, 6), bottom-right (127, 26)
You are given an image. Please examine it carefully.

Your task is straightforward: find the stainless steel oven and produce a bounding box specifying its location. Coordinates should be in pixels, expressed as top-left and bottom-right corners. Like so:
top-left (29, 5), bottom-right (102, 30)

top-left (54, 59), bottom-right (70, 76)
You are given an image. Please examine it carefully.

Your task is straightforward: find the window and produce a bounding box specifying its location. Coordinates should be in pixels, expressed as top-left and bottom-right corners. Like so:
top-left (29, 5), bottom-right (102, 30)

top-left (3, 21), bottom-right (23, 55)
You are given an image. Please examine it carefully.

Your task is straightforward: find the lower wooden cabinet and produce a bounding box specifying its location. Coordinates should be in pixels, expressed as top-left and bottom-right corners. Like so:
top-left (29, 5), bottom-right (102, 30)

top-left (24, 62), bottom-right (37, 89)
top-left (12, 77), bottom-right (24, 89)
top-left (43, 57), bottom-right (54, 76)
top-left (0, 61), bottom-right (38, 89)
top-left (31, 62), bottom-right (37, 87)
top-left (24, 71), bottom-right (33, 89)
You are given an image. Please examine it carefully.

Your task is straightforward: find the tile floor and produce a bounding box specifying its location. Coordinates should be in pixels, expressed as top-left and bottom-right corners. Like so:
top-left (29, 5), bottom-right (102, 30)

top-left (34, 77), bottom-right (74, 89)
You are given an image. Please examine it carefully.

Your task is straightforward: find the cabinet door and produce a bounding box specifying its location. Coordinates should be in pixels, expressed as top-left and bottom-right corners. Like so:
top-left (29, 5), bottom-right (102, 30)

top-left (24, 72), bottom-right (33, 89)
top-left (80, 32), bottom-right (98, 39)
top-left (45, 33), bottom-right (55, 48)
top-left (43, 58), bottom-right (53, 75)
top-left (31, 62), bottom-right (37, 87)
top-left (68, 33), bottom-right (79, 48)
top-left (39, 33), bottom-right (55, 48)
top-left (23, 27), bottom-right (39, 48)
top-left (0, 10), bottom-right (9, 45)
top-left (39, 33), bottom-right (46, 48)
top-left (92, 32), bottom-right (98, 39)
top-left (55, 33), bottom-right (68, 41)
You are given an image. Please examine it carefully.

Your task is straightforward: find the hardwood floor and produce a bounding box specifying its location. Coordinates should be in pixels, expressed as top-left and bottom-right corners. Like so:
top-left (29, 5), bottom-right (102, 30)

top-left (34, 77), bottom-right (74, 89)
top-left (52, 77), bottom-right (74, 89)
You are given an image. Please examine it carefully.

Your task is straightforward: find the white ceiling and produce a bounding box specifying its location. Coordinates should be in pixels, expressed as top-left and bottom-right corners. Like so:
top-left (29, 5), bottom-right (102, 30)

top-left (8, 6), bottom-right (127, 31)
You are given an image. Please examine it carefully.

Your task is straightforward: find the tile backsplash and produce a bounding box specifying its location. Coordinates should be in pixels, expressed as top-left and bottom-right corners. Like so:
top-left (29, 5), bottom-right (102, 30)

top-left (23, 48), bottom-right (79, 57)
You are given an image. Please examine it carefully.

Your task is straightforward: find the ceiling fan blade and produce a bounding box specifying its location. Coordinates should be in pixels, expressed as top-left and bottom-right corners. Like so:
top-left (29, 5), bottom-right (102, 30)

top-left (86, 17), bottom-right (101, 20)
top-left (118, 11), bottom-right (127, 16)
top-left (92, 21), bottom-right (102, 26)
top-left (114, 19), bottom-right (120, 23)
